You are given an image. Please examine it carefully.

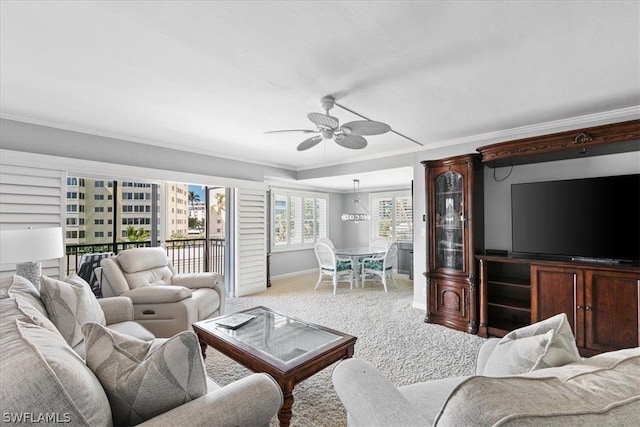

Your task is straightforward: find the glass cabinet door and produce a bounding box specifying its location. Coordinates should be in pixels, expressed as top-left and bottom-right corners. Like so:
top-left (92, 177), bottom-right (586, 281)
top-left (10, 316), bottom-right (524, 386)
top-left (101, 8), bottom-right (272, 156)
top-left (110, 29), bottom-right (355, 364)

top-left (434, 171), bottom-right (464, 271)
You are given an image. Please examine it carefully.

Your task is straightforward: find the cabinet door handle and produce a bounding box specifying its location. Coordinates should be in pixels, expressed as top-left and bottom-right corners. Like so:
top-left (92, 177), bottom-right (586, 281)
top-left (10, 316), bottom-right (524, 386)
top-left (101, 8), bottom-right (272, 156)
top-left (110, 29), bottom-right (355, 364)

top-left (585, 306), bottom-right (593, 311)
top-left (576, 305), bottom-right (584, 310)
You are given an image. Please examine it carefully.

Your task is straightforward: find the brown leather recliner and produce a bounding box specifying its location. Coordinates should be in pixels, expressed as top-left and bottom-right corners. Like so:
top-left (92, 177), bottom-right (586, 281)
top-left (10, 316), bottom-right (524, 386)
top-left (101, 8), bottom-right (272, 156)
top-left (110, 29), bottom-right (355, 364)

top-left (98, 247), bottom-right (224, 338)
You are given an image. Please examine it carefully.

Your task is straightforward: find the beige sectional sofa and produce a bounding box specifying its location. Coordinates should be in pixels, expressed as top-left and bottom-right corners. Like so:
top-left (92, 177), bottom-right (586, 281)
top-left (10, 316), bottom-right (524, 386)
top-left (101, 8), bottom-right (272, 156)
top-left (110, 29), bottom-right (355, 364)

top-left (333, 314), bottom-right (640, 426)
top-left (0, 275), bottom-right (283, 426)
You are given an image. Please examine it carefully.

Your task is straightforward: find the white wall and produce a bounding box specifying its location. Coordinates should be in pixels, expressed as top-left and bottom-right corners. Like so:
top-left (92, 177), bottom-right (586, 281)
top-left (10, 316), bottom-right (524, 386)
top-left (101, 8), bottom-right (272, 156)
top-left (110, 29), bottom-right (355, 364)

top-left (484, 151), bottom-right (640, 251)
top-left (0, 119), bottom-right (290, 185)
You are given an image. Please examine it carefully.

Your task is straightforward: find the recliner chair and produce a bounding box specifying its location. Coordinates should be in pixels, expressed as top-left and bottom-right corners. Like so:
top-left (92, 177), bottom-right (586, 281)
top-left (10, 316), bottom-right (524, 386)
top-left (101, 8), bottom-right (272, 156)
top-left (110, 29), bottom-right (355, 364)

top-left (98, 247), bottom-right (224, 338)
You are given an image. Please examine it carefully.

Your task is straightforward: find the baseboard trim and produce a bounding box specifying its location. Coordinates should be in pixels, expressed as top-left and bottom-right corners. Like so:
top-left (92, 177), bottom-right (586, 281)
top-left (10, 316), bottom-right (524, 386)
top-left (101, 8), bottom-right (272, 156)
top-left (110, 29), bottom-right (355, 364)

top-left (413, 301), bottom-right (426, 311)
top-left (270, 269), bottom-right (318, 281)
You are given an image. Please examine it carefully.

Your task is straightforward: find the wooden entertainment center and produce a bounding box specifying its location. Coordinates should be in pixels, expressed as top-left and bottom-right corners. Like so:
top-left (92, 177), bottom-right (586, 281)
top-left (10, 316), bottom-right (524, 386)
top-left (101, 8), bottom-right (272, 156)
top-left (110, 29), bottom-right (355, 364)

top-left (423, 119), bottom-right (640, 355)
top-left (477, 255), bottom-right (639, 356)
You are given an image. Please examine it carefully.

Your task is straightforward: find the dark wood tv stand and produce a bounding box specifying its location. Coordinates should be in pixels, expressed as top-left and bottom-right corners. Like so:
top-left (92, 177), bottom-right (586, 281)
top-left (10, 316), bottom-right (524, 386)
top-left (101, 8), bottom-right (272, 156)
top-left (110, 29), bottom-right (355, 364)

top-left (477, 254), bottom-right (640, 356)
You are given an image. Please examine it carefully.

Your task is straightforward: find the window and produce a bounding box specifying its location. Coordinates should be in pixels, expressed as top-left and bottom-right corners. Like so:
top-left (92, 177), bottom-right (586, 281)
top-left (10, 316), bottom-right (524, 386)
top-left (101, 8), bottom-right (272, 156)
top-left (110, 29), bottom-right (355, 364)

top-left (370, 191), bottom-right (413, 242)
top-left (271, 189), bottom-right (328, 250)
top-left (66, 176), bottom-right (160, 247)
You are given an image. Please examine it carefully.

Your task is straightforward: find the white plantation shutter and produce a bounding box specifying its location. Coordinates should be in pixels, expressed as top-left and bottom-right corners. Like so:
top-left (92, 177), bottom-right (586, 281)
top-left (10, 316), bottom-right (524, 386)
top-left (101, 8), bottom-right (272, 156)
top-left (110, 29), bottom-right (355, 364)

top-left (273, 193), bottom-right (288, 247)
top-left (270, 188), bottom-right (328, 251)
top-left (303, 197), bottom-right (315, 243)
top-left (234, 187), bottom-right (267, 296)
top-left (394, 195), bottom-right (413, 242)
top-left (316, 198), bottom-right (327, 240)
top-left (371, 191), bottom-right (413, 242)
top-left (290, 196), bottom-right (302, 244)
top-left (0, 163), bottom-right (65, 277)
top-left (371, 195), bottom-right (393, 240)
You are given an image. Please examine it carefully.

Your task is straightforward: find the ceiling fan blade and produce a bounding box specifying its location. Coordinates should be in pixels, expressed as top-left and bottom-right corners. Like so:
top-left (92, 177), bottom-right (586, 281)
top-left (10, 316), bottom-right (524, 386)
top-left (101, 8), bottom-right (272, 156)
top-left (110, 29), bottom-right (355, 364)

top-left (307, 112), bottom-right (339, 130)
top-left (264, 129), bottom-right (316, 134)
top-left (341, 120), bottom-right (391, 136)
top-left (335, 134), bottom-right (367, 150)
top-left (297, 136), bottom-right (323, 151)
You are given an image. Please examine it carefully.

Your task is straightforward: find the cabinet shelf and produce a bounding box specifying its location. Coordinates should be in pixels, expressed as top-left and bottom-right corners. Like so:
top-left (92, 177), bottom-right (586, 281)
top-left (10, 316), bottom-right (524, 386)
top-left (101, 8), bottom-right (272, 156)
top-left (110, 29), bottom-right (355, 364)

top-left (487, 278), bottom-right (529, 288)
top-left (488, 319), bottom-right (529, 336)
top-left (435, 225), bottom-right (462, 230)
top-left (488, 298), bottom-right (531, 311)
top-left (478, 256), bottom-right (533, 338)
top-left (435, 190), bottom-right (463, 196)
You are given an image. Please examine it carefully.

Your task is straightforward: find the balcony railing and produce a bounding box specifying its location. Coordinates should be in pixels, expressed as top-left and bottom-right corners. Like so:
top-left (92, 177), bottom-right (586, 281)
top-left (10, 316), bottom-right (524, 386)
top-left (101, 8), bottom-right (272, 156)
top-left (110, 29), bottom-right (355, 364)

top-left (65, 238), bottom-right (225, 276)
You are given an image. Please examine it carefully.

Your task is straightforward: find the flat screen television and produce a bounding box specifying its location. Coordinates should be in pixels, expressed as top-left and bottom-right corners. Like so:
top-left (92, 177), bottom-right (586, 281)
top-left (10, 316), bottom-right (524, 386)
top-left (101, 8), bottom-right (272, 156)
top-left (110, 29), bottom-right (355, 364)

top-left (511, 173), bottom-right (640, 263)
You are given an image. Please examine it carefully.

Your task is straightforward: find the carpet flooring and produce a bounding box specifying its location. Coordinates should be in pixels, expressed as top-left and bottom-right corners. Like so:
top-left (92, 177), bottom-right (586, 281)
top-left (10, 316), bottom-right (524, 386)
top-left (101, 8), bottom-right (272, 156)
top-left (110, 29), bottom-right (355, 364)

top-left (204, 272), bottom-right (486, 426)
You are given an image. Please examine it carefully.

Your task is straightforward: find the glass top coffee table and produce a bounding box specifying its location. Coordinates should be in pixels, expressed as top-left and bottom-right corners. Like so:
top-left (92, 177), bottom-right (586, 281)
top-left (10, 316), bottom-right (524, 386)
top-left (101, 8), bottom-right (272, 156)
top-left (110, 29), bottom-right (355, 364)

top-left (193, 306), bottom-right (357, 427)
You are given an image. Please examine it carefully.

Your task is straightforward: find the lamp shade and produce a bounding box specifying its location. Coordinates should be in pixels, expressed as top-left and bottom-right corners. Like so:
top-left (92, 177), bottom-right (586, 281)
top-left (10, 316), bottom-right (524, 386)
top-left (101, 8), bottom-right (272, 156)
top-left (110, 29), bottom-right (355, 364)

top-left (0, 227), bottom-right (64, 264)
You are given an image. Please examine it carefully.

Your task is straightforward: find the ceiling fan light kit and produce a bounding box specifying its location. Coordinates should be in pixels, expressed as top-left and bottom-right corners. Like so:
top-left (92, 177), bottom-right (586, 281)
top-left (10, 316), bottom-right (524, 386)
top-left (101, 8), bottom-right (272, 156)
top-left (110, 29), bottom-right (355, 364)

top-left (266, 95), bottom-right (394, 151)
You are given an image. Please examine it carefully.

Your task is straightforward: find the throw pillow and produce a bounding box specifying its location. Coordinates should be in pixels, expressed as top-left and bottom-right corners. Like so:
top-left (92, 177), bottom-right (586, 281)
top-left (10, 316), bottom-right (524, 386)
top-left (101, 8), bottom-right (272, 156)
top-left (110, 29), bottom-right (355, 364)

top-left (7, 274), bottom-right (48, 316)
top-left (39, 274), bottom-right (106, 347)
top-left (2, 320), bottom-right (112, 426)
top-left (81, 322), bottom-right (207, 425)
top-left (0, 275), bottom-right (12, 298)
top-left (483, 313), bottom-right (581, 376)
top-left (1, 296), bottom-right (60, 336)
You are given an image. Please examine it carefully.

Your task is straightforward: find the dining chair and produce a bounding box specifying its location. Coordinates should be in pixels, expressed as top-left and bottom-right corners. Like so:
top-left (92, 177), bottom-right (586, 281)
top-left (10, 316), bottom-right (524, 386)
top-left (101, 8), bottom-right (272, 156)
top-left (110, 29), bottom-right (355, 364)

top-left (317, 237), bottom-right (335, 248)
top-left (318, 237), bottom-right (352, 263)
top-left (361, 242), bottom-right (398, 292)
top-left (313, 241), bottom-right (354, 294)
top-left (369, 237), bottom-right (389, 252)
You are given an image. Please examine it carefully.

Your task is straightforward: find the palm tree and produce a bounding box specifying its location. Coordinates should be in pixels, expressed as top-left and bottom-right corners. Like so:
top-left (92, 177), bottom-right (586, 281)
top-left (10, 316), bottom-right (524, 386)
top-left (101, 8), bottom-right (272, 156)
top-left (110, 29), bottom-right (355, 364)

top-left (213, 192), bottom-right (225, 216)
top-left (125, 225), bottom-right (150, 242)
top-left (188, 190), bottom-right (200, 217)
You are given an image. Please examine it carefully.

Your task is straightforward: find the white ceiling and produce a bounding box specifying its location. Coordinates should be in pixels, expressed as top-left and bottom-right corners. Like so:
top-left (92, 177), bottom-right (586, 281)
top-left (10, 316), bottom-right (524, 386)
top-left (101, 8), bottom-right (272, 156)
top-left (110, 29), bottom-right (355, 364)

top-left (1, 1), bottom-right (639, 191)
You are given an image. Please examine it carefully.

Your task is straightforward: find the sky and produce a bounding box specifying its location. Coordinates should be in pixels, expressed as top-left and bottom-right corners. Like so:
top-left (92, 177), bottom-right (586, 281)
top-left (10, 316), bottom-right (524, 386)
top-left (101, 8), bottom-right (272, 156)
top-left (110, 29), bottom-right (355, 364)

top-left (188, 184), bottom-right (206, 201)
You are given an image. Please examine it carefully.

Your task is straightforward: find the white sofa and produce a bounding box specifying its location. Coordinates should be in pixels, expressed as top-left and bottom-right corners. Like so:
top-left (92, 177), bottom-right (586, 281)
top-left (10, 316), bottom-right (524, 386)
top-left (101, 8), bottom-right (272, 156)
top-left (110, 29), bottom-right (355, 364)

top-left (1, 274), bottom-right (283, 427)
top-left (99, 247), bottom-right (224, 338)
top-left (333, 314), bottom-right (640, 426)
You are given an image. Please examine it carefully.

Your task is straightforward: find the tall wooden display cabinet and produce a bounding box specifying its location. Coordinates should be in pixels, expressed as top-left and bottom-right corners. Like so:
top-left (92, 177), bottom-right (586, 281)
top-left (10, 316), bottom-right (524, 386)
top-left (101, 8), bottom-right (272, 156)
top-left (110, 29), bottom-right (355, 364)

top-left (422, 154), bottom-right (484, 333)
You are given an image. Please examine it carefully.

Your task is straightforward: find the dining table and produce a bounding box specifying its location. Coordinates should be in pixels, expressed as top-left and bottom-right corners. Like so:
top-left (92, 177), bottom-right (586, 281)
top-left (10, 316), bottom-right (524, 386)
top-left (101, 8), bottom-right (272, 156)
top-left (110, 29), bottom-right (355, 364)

top-left (334, 247), bottom-right (386, 286)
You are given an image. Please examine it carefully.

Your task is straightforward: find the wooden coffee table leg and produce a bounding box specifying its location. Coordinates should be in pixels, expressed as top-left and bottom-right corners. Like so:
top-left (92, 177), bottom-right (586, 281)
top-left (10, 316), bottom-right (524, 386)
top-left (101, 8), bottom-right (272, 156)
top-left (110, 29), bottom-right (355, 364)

top-left (278, 381), bottom-right (295, 427)
top-left (196, 335), bottom-right (208, 360)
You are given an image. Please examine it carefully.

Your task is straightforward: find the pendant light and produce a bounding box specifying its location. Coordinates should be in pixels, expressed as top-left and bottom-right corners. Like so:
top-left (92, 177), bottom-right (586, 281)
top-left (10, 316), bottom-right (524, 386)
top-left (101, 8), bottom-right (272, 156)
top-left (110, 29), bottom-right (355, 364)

top-left (342, 179), bottom-right (371, 222)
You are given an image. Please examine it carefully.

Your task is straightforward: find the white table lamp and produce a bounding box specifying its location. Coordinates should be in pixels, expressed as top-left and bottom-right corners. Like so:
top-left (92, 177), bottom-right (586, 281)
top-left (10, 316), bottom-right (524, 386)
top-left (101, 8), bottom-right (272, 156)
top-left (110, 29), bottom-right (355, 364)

top-left (0, 227), bottom-right (64, 286)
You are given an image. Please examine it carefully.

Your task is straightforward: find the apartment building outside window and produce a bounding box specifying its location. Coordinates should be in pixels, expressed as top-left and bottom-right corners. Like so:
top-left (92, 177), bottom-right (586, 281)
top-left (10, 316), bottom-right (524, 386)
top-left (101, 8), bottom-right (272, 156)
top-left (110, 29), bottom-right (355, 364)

top-left (64, 177), bottom-right (167, 246)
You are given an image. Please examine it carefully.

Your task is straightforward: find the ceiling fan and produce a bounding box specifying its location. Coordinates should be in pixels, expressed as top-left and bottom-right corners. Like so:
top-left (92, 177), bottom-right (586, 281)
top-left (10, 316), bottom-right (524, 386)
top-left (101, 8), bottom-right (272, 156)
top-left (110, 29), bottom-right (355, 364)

top-left (265, 96), bottom-right (392, 151)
